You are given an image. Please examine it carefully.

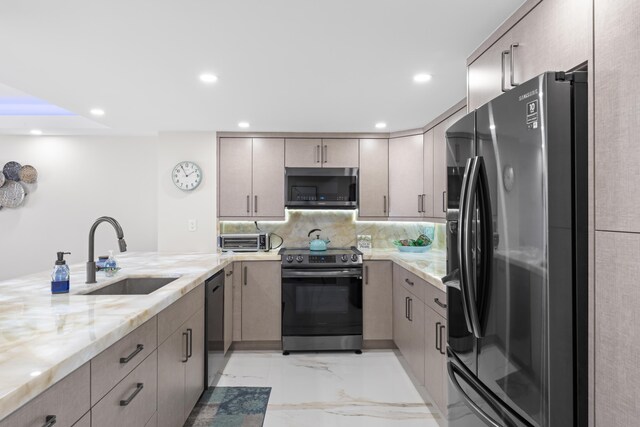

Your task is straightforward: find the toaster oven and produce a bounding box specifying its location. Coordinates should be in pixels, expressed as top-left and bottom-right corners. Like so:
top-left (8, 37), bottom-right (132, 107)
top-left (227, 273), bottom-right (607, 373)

top-left (218, 233), bottom-right (270, 252)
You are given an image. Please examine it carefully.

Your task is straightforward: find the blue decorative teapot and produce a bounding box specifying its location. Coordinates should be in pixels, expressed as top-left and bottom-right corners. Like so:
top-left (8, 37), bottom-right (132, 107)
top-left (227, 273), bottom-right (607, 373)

top-left (308, 228), bottom-right (330, 251)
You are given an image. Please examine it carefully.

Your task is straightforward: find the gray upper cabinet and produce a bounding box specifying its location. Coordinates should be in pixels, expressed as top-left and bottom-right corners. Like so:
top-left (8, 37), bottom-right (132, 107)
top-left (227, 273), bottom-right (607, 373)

top-left (432, 108), bottom-right (466, 219)
top-left (422, 130), bottom-right (434, 218)
top-left (467, 0), bottom-right (590, 111)
top-left (389, 134), bottom-right (424, 218)
top-left (219, 137), bottom-right (285, 219)
top-left (358, 138), bottom-right (389, 218)
top-left (321, 139), bottom-right (359, 168)
top-left (252, 138), bottom-right (285, 217)
top-left (218, 138), bottom-right (253, 217)
top-left (285, 138), bottom-right (322, 167)
top-left (595, 0), bottom-right (640, 232)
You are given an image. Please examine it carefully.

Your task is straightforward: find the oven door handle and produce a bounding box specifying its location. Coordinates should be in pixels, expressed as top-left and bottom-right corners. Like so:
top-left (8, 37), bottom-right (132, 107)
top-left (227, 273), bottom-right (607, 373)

top-left (282, 269), bottom-right (363, 278)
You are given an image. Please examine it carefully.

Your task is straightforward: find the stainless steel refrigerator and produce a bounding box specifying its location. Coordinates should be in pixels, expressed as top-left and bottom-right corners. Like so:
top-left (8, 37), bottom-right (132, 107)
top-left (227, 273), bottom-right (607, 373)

top-left (443, 71), bottom-right (588, 427)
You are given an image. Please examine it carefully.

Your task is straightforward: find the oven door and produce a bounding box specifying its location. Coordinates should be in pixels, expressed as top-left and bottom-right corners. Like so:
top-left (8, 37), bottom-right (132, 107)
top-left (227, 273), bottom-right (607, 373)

top-left (282, 268), bottom-right (363, 336)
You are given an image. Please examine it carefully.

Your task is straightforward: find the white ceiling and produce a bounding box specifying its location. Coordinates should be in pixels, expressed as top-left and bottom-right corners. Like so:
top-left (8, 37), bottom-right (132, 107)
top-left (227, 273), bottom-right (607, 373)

top-left (0, 0), bottom-right (524, 135)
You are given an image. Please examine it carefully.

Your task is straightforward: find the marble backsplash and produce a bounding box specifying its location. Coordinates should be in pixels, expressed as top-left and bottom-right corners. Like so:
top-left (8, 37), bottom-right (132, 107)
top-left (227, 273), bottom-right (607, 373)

top-left (219, 210), bottom-right (446, 250)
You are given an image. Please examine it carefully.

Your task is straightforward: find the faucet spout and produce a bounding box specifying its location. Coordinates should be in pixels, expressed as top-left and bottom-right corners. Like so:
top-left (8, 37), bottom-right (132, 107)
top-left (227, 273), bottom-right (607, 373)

top-left (86, 216), bottom-right (127, 284)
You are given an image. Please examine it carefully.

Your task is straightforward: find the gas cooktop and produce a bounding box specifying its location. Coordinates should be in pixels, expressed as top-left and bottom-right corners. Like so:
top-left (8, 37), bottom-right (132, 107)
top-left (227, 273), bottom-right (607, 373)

top-left (279, 247), bottom-right (363, 268)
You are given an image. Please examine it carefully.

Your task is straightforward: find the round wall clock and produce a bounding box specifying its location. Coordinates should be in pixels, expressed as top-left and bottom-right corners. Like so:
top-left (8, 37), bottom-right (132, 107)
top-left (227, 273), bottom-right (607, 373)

top-left (172, 161), bottom-right (202, 191)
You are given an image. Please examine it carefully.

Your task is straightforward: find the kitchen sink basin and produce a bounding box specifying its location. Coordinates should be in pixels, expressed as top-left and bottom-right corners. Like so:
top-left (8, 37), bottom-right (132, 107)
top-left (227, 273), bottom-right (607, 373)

top-left (85, 277), bottom-right (179, 295)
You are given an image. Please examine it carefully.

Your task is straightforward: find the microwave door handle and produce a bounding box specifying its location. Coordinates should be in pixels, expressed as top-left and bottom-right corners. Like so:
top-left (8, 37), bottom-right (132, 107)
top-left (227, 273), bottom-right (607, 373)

top-left (461, 156), bottom-right (484, 339)
top-left (457, 157), bottom-right (475, 335)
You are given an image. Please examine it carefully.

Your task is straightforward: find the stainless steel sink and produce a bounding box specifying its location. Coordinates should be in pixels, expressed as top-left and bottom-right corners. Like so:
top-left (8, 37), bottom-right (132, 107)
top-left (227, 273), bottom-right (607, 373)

top-left (85, 277), bottom-right (179, 295)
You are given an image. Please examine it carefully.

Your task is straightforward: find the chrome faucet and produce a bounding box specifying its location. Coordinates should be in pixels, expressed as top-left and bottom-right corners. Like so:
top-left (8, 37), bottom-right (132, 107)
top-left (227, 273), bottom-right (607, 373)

top-left (86, 216), bottom-right (127, 284)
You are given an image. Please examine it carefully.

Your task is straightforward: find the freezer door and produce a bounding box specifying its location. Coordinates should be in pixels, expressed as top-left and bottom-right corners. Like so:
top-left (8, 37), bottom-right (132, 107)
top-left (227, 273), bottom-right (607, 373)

top-left (474, 73), bottom-right (576, 426)
top-left (444, 112), bottom-right (477, 374)
top-left (447, 351), bottom-right (533, 427)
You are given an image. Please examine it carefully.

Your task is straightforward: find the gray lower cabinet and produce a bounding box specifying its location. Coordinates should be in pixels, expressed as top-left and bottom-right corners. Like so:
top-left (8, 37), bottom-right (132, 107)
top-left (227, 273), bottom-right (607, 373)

top-left (363, 261), bottom-right (393, 341)
top-left (424, 306), bottom-right (447, 415)
top-left (241, 261), bottom-right (281, 342)
top-left (157, 285), bottom-right (205, 427)
top-left (91, 350), bottom-right (158, 427)
top-left (0, 363), bottom-right (90, 427)
top-left (393, 279), bottom-right (425, 385)
top-left (224, 266), bottom-right (234, 353)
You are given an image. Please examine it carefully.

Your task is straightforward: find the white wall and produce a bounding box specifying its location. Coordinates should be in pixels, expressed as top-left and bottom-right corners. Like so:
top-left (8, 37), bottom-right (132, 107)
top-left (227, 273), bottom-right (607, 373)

top-left (157, 132), bottom-right (216, 253)
top-left (0, 136), bottom-right (159, 280)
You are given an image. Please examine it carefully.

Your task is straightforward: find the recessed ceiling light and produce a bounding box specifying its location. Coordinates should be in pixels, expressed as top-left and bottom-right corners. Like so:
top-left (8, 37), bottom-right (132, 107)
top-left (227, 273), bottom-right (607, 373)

top-left (29, 129), bottom-right (43, 135)
top-left (238, 122), bottom-right (250, 128)
top-left (375, 122), bottom-right (387, 129)
top-left (90, 108), bottom-right (105, 116)
top-left (199, 73), bottom-right (218, 83)
top-left (413, 73), bottom-right (432, 83)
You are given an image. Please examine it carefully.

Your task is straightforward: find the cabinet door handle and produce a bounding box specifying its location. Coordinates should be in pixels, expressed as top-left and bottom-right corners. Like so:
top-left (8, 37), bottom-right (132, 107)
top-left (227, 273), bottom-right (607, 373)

top-left (404, 278), bottom-right (414, 286)
top-left (187, 328), bottom-right (193, 359)
top-left (405, 297), bottom-right (409, 320)
top-left (365, 265), bottom-right (369, 285)
top-left (243, 266), bottom-right (248, 285)
top-left (246, 195), bottom-right (250, 213)
top-left (120, 344), bottom-right (144, 364)
top-left (42, 415), bottom-right (57, 427)
top-left (408, 298), bottom-right (413, 322)
top-left (119, 383), bottom-right (144, 406)
top-left (510, 43), bottom-right (519, 87)
top-left (254, 195), bottom-right (258, 213)
top-left (439, 324), bottom-right (446, 355)
top-left (435, 321), bottom-right (442, 352)
top-left (316, 145), bottom-right (320, 163)
top-left (501, 50), bottom-right (509, 92)
top-left (324, 145), bottom-right (328, 163)
top-left (182, 332), bottom-right (189, 363)
top-left (421, 194), bottom-right (426, 213)
top-left (442, 191), bottom-right (447, 213)
top-left (417, 194), bottom-right (422, 213)
top-left (434, 298), bottom-right (447, 309)
top-left (383, 195), bottom-right (387, 214)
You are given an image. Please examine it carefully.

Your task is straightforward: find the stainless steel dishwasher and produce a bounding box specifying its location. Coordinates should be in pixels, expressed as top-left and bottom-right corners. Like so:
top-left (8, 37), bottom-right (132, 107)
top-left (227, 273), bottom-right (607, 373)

top-left (205, 271), bottom-right (225, 387)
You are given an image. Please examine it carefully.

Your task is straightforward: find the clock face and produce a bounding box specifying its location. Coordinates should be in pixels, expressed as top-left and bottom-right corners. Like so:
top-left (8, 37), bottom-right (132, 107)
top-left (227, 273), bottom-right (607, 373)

top-left (172, 161), bottom-right (202, 191)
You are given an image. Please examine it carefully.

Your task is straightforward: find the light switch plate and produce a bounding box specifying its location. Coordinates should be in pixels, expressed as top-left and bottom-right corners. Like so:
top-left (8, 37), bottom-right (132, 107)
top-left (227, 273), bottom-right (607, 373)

top-left (188, 219), bottom-right (197, 232)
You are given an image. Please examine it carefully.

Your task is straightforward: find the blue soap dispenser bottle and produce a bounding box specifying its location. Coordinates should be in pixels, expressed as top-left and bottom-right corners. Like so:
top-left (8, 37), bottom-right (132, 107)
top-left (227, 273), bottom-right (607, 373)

top-left (52, 251), bottom-right (71, 294)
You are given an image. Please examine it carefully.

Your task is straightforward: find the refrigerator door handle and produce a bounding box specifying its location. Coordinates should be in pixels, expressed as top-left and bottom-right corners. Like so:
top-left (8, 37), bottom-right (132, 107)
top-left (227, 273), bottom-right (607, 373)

top-left (476, 155), bottom-right (494, 339)
top-left (461, 156), bottom-right (484, 338)
top-left (457, 157), bottom-right (477, 335)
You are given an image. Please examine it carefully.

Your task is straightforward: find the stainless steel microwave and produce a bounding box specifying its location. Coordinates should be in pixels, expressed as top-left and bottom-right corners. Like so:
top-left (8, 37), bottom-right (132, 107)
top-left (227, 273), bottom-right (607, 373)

top-left (285, 167), bottom-right (358, 209)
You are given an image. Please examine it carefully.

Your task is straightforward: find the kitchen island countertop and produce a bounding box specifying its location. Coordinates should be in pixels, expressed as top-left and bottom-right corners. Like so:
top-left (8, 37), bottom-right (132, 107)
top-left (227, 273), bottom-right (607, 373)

top-left (0, 248), bottom-right (445, 421)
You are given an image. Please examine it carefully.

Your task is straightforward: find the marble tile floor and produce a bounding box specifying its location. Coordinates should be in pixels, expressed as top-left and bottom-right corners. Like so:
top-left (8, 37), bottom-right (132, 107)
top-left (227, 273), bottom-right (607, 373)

top-left (215, 350), bottom-right (442, 427)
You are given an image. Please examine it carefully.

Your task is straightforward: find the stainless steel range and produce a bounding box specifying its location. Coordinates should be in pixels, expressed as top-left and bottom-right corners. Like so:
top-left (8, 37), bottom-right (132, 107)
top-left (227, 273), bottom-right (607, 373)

top-left (280, 247), bottom-right (363, 354)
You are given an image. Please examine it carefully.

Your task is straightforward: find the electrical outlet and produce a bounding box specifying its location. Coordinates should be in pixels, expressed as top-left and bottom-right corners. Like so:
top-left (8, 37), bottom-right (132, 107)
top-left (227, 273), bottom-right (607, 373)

top-left (188, 219), bottom-right (197, 232)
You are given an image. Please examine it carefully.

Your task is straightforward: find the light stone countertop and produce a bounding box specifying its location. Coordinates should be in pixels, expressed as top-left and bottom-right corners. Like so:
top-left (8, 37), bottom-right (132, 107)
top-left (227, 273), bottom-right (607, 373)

top-left (0, 248), bottom-right (445, 421)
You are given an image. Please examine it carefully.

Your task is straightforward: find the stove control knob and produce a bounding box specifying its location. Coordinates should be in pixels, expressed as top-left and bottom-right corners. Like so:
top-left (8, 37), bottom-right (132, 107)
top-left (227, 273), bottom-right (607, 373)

top-left (286, 255), bottom-right (294, 263)
top-left (351, 254), bottom-right (359, 262)
top-left (341, 254), bottom-right (349, 262)
top-left (296, 255), bottom-right (304, 263)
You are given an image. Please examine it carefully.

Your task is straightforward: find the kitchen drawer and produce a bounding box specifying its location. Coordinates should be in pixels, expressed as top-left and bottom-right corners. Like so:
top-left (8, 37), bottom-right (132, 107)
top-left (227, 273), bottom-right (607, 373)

top-left (158, 284), bottom-right (204, 344)
top-left (91, 317), bottom-right (157, 406)
top-left (393, 264), bottom-right (426, 303)
top-left (92, 350), bottom-right (158, 427)
top-left (0, 363), bottom-right (90, 427)
top-left (425, 285), bottom-right (447, 319)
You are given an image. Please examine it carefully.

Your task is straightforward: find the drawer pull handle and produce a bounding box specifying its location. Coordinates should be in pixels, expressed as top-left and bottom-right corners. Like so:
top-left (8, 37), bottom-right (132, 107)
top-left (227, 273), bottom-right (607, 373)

top-left (226, 270), bottom-right (233, 277)
top-left (43, 415), bottom-right (57, 427)
top-left (119, 383), bottom-right (144, 406)
top-left (434, 298), bottom-right (447, 309)
top-left (187, 328), bottom-right (193, 359)
top-left (439, 324), bottom-right (446, 355)
top-left (404, 278), bottom-right (414, 286)
top-left (120, 344), bottom-right (144, 364)
top-left (182, 332), bottom-right (189, 362)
